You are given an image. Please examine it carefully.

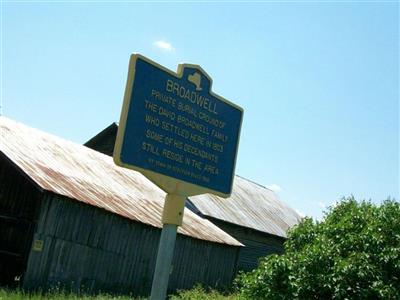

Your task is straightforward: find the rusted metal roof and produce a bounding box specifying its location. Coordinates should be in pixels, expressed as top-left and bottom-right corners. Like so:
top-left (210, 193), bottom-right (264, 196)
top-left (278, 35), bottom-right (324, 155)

top-left (189, 176), bottom-right (302, 238)
top-left (0, 117), bottom-right (241, 246)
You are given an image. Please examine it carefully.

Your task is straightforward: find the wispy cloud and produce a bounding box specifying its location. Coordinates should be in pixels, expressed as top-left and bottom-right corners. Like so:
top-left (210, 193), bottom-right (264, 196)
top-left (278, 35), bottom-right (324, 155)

top-left (153, 40), bottom-right (174, 52)
top-left (266, 184), bottom-right (282, 193)
top-left (317, 201), bottom-right (326, 209)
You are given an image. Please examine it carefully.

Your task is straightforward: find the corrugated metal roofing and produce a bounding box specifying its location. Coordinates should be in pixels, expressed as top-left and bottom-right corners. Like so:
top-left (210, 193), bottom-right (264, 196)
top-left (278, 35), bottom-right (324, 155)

top-left (0, 117), bottom-right (241, 246)
top-left (189, 176), bottom-right (302, 238)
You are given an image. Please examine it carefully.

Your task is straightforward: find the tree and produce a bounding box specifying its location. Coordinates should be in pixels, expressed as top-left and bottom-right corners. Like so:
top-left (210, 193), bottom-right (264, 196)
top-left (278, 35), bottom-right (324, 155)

top-left (235, 197), bottom-right (400, 299)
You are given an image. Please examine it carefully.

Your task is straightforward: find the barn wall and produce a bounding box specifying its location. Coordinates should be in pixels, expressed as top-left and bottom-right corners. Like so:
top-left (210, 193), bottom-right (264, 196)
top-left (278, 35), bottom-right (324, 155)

top-left (23, 194), bottom-right (239, 296)
top-left (208, 218), bottom-right (285, 272)
top-left (171, 235), bottom-right (238, 291)
top-left (0, 154), bottom-right (41, 285)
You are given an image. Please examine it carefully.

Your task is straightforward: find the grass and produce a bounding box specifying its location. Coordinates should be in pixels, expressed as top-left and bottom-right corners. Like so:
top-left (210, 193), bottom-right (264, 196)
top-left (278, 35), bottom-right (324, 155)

top-left (0, 285), bottom-right (238, 300)
top-left (0, 288), bottom-right (135, 300)
top-left (170, 285), bottom-right (239, 300)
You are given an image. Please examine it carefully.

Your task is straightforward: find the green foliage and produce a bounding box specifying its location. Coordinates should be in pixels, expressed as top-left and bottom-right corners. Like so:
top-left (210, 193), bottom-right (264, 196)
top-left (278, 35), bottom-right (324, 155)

top-left (169, 284), bottom-right (238, 300)
top-left (234, 197), bottom-right (400, 299)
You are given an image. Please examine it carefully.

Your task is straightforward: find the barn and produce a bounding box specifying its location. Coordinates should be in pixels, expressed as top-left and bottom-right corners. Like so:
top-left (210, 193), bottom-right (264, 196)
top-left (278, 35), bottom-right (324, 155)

top-left (0, 117), bottom-right (242, 295)
top-left (85, 123), bottom-right (302, 272)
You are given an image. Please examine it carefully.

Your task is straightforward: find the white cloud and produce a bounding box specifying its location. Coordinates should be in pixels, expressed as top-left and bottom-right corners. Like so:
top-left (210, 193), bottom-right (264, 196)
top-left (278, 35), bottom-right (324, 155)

top-left (153, 40), bottom-right (174, 52)
top-left (266, 184), bottom-right (282, 193)
top-left (317, 201), bottom-right (326, 209)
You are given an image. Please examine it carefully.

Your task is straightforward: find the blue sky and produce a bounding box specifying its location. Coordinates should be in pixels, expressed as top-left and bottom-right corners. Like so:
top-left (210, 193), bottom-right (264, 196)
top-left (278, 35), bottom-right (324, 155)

top-left (2, 1), bottom-right (398, 219)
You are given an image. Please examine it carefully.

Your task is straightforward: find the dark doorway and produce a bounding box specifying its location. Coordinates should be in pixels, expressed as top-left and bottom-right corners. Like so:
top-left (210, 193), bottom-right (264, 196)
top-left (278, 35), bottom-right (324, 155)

top-left (0, 156), bottom-right (39, 287)
top-left (0, 216), bottom-right (35, 286)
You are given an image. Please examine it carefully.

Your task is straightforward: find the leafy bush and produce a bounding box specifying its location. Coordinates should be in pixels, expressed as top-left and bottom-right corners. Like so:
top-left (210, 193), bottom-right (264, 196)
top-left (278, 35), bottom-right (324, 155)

top-left (235, 197), bottom-right (400, 299)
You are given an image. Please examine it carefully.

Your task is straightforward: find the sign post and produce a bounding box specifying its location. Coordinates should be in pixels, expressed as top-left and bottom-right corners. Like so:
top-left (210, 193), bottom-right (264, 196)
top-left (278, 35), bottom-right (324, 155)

top-left (150, 194), bottom-right (185, 299)
top-left (114, 54), bottom-right (243, 299)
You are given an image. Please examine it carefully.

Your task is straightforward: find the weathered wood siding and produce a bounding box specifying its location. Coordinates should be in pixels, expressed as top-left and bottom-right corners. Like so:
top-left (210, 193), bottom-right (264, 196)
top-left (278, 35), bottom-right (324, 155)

top-left (209, 218), bottom-right (284, 272)
top-left (0, 155), bottom-right (40, 285)
top-left (23, 194), bottom-right (239, 295)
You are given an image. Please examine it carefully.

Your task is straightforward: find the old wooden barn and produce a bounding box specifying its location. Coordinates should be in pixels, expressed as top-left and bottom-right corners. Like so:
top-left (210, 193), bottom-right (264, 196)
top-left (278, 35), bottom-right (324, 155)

top-left (86, 123), bottom-right (302, 272)
top-left (0, 117), bottom-right (243, 295)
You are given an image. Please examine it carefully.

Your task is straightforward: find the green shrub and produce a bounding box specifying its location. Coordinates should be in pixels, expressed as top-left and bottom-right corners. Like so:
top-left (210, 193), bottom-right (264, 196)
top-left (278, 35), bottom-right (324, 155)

top-left (234, 197), bottom-right (400, 299)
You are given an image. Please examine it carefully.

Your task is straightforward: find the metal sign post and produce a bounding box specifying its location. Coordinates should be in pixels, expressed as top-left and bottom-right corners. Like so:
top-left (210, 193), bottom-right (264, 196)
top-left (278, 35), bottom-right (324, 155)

top-left (150, 194), bottom-right (185, 300)
top-left (114, 54), bottom-right (243, 299)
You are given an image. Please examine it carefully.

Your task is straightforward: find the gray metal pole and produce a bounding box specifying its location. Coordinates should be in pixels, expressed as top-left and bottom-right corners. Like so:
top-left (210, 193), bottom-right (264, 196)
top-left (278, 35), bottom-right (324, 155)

top-left (150, 223), bottom-right (178, 300)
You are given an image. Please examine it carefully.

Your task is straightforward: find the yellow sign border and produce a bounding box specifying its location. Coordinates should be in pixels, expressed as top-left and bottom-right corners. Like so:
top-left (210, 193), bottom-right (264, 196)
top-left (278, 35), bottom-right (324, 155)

top-left (114, 53), bottom-right (243, 198)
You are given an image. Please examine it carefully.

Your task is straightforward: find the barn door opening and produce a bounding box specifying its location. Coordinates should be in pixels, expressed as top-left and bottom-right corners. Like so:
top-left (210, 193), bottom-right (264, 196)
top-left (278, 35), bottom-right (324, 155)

top-left (0, 216), bottom-right (35, 286)
top-left (0, 157), bottom-right (40, 287)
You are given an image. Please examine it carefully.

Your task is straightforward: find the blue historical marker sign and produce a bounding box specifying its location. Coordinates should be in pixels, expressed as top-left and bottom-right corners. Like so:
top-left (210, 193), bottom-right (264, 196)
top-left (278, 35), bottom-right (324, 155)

top-left (114, 54), bottom-right (243, 197)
